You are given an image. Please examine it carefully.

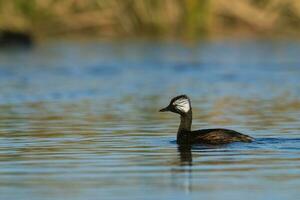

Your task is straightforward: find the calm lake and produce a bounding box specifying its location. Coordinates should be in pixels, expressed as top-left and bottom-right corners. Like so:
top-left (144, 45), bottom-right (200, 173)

top-left (0, 39), bottom-right (300, 200)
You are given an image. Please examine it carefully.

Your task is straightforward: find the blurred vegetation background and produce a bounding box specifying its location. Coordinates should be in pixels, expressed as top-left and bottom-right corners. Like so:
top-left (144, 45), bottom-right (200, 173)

top-left (1, 0), bottom-right (300, 40)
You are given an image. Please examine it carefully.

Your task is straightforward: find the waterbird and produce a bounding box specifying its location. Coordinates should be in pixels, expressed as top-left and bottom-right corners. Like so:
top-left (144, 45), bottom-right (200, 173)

top-left (160, 95), bottom-right (254, 145)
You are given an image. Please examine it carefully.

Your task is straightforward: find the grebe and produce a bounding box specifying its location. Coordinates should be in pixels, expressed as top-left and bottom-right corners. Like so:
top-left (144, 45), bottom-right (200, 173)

top-left (160, 95), bottom-right (253, 145)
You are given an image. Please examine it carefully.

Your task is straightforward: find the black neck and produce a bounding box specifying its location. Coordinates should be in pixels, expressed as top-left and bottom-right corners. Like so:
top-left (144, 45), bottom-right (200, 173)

top-left (177, 109), bottom-right (192, 135)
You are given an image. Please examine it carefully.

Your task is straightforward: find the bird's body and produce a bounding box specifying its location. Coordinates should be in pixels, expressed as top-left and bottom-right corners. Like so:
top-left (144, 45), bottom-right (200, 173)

top-left (160, 95), bottom-right (254, 145)
top-left (178, 128), bottom-right (253, 145)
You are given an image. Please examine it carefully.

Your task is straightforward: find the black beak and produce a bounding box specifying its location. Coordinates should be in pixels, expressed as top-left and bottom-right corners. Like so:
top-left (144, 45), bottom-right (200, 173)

top-left (159, 105), bottom-right (170, 112)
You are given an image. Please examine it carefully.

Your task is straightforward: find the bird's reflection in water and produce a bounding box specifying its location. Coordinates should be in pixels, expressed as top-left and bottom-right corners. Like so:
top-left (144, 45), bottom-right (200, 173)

top-left (170, 145), bottom-right (193, 194)
top-left (178, 145), bottom-right (193, 165)
top-left (171, 144), bottom-right (229, 194)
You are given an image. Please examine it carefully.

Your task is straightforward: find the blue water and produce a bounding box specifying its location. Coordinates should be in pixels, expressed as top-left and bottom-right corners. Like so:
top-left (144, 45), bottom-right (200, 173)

top-left (0, 39), bottom-right (300, 200)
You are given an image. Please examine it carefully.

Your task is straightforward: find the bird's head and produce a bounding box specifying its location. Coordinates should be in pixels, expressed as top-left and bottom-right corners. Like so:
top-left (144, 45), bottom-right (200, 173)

top-left (159, 95), bottom-right (191, 115)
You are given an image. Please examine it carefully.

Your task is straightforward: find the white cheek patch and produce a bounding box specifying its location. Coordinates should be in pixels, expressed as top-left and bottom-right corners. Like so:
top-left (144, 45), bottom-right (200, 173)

top-left (173, 98), bottom-right (190, 113)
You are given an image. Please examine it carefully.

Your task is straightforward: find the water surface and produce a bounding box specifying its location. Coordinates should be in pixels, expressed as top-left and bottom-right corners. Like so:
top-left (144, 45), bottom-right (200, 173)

top-left (0, 39), bottom-right (300, 200)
